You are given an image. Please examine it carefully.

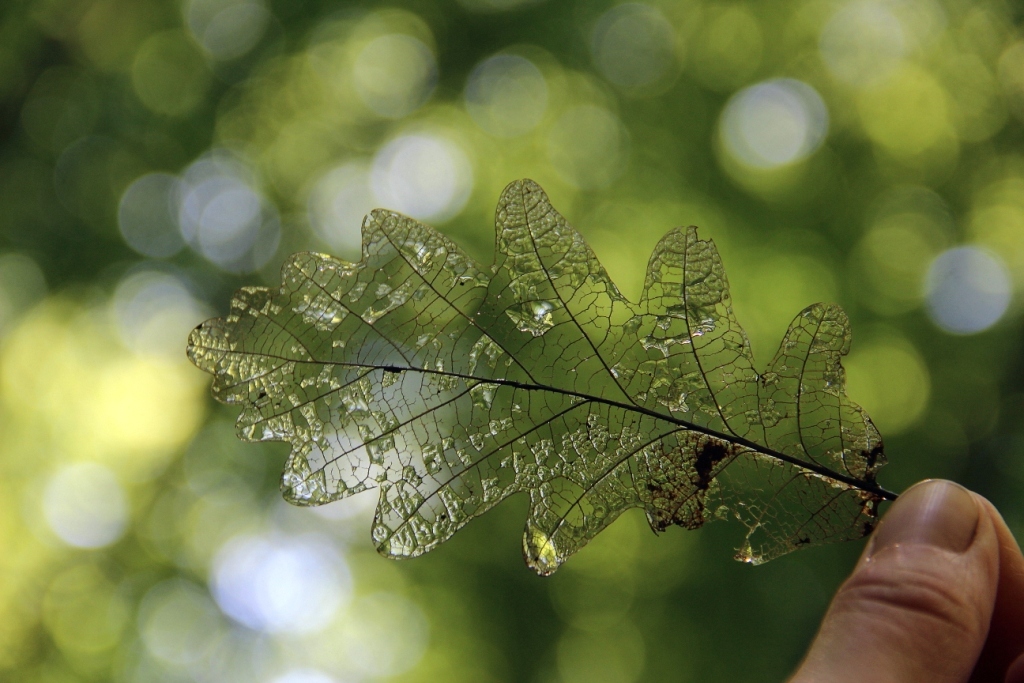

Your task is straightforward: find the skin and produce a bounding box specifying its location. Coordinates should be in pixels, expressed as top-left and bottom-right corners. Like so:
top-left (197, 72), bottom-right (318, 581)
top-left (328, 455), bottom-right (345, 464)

top-left (789, 480), bottom-right (1024, 683)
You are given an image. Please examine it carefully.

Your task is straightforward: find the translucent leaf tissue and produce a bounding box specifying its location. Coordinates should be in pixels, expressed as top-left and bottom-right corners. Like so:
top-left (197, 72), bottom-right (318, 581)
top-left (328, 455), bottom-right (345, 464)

top-left (187, 179), bottom-right (893, 575)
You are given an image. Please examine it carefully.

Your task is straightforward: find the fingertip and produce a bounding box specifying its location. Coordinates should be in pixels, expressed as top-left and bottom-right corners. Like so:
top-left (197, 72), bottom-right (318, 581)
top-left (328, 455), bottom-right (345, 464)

top-left (869, 480), bottom-right (980, 555)
top-left (791, 480), bottom-right (1001, 683)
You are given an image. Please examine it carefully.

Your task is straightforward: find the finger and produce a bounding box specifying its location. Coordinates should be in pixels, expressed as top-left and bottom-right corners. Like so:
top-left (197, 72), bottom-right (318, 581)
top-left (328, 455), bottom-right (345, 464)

top-left (1006, 655), bottom-right (1024, 683)
top-left (790, 480), bottom-right (1000, 683)
top-left (970, 498), bottom-right (1024, 682)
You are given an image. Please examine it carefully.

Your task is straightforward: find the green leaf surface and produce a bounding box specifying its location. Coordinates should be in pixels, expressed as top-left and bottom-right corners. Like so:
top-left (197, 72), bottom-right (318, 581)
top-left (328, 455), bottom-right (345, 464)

top-left (188, 179), bottom-right (889, 575)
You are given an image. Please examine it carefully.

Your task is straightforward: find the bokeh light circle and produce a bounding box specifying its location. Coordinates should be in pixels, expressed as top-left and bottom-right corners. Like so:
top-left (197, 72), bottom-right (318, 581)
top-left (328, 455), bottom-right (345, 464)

top-left (178, 152), bottom-right (280, 273)
top-left (820, 0), bottom-right (905, 86)
top-left (353, 34), bottom-right (437, 119)
top-left (43, 564), bottom-right (129, 656)
top-left (131, 31), bottom-right (210, 117)
top-left (0, 253), bottom-right (46, 337)
top-left (465, 54), bottom-right (548, 137)
top-left (270, 670), bottom-right (339, 683)
top-left (590, 3), bottom-right (677, 90)
top-left (925, 246), bottom-right (1011, 334)
top-left (844, 333), bottom-right (931, 435)
top-left (112, 269), bottom-right (212, 357)
top-left (308, 162), bottom-right (375, 256)
top-left (342, 592), bottom-right (429, 677)
top-left (720, 79), bottom-right (829, 169)
top-left (186, 0), bottom-right (270, 61)
top-left (371, 134), bottom-right (473, 223)
top-left (119, 173), bottom-right (186, 258)
top-left (211, 533), bottom-right (351, 634)
top-left (43, 462), bottom-right (128, 549)
top-left (138, 579), bottom-right (223, 665)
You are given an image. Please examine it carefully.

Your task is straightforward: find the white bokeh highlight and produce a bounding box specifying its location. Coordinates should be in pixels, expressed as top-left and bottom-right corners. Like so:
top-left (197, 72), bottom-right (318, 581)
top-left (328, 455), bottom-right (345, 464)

top-left (178, 151), bottom-right (280, 273)
top-left (925, 246), bottom-right (1011, 334)
top-left (211, 533), bottom-right (351, 634)
top-left (186, 0), bottom-right (270, 61)
top-left (119, 173), bottom-right (186, 258)
top-left (371, 134), bottom-right (473, 223)
top-left (270, 670), bottom-right (340, 683)
top-left (720, 79), bottom-right (829, 169)
top-left (43, 462), bottom-right (128, 548)
top-left (465, 54), bottom-right (548, 137)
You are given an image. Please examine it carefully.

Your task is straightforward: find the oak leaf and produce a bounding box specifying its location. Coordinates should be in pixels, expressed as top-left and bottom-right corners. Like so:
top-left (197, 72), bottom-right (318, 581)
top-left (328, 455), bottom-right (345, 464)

top-left (187, 179), bottom-right (891, 575)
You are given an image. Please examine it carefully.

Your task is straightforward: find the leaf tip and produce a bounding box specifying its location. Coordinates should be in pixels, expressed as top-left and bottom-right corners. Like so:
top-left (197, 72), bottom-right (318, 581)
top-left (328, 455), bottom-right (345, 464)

top-left (523, 523), bottom-right (562, 576)
top-left (499, 178), bottom-right (548, 206)
top-left (734, 542), bottom-right (767, 566)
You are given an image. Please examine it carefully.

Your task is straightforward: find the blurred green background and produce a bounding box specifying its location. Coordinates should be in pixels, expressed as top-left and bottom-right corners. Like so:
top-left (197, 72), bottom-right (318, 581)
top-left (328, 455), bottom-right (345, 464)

top-left (1, 0), bottom-right (1023, 681)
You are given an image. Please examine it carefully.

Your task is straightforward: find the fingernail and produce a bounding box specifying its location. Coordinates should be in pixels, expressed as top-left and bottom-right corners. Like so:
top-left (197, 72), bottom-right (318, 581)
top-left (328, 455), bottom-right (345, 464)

top-left (870, 480), bottom-right (979, 556)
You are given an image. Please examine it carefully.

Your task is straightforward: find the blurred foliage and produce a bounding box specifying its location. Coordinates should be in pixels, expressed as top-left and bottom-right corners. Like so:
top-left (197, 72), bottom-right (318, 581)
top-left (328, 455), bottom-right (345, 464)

top-left (0, 0), bottom-right (1022, 681)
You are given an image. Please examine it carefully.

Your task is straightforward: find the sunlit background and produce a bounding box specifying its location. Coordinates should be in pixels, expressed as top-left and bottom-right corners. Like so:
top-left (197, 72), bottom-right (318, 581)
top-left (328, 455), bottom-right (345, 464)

top-left (0, 0), bottom-right (1022, 681)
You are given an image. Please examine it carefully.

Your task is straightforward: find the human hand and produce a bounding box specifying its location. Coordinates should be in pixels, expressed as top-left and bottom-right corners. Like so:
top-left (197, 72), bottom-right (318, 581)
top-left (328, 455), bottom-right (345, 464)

top-left (790, 480), bottom-right (1024, 683)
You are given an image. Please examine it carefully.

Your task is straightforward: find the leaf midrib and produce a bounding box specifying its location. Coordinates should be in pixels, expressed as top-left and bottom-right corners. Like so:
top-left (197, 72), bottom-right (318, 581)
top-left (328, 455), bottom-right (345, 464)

top-left (379, 362), bottom-right (898, 501)
top-left (202, 339), bottom-right (897, 501)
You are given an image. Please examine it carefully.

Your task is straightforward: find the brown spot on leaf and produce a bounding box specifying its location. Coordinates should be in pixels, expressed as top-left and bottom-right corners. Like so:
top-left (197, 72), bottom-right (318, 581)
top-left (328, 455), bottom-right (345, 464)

top-left (866, 442), bottom-right (884, 469)
top-left (643, 435), bottom-right (742, 533)
top-left (694, 440), bottom-right (732, 490)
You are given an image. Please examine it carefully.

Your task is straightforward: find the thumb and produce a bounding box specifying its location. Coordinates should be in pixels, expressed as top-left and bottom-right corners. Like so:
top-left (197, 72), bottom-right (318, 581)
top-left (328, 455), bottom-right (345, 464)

top-left (791, 480), bottom-right (1000, 683)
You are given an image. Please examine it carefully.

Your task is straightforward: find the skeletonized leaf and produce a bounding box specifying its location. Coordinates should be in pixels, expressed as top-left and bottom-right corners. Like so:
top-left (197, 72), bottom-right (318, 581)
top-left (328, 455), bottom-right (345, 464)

top-left (187, 179), bottom-right (889, 575)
